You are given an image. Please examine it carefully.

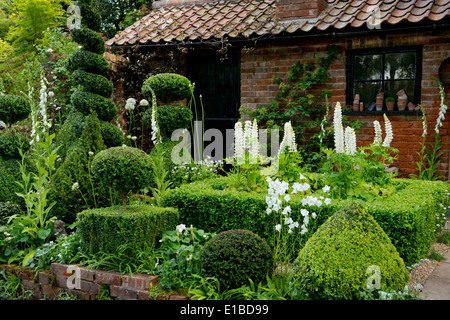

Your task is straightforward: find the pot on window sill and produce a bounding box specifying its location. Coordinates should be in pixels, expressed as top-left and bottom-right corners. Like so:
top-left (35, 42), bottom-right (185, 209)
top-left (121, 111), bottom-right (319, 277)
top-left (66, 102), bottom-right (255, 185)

top-left (386, 101), bottom-right (395, 111)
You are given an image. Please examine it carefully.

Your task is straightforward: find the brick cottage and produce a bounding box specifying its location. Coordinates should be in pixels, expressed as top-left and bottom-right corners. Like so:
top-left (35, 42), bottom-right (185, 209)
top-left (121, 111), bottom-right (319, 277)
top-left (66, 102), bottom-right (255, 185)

top-left (105, 0), bottom-right (450, 179)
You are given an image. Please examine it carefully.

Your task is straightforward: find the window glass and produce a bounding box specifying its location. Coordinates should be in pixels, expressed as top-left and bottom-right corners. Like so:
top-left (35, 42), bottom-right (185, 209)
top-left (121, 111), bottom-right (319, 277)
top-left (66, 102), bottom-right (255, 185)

top-left (354, 54), bottom-right (382, 81)
top-left (354, 81), bottom-right (382, 109)
top-left (384, 52), bottom-right (416, 80)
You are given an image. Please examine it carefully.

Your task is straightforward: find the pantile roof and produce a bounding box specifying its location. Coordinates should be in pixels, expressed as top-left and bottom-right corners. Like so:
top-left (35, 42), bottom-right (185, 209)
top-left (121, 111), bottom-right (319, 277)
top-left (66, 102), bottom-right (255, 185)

top-left (106, 0), bottom-right (450, 46)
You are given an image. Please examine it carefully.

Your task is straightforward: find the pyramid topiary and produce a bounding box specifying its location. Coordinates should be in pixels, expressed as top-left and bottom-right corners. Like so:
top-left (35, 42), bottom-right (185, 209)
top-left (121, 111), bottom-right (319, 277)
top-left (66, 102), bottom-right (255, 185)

top-left (293, 202), bottom-right (409, 300)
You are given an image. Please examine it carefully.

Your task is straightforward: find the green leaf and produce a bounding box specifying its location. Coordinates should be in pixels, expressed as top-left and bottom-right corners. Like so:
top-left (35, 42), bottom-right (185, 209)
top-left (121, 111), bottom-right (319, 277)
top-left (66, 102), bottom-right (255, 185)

top-left (22, 250), bottom-right (35, 267)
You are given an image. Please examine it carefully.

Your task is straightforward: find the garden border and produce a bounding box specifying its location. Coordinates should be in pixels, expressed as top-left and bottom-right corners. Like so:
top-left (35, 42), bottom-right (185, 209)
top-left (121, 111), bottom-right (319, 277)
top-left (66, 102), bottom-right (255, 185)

top-left (0, 263), bottom-right (189, 300)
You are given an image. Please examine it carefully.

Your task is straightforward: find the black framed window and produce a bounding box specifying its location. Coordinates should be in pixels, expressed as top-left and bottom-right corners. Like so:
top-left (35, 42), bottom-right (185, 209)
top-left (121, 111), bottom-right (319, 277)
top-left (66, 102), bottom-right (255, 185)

top-left (346, 45), bottom-right (422, 112)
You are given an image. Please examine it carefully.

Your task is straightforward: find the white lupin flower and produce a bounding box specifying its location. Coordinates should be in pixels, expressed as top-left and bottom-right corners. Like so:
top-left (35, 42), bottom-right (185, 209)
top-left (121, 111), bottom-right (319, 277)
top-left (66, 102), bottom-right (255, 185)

top-left (382, 114), bottom-right (393, 147)
top-left (234, 121), bottom-right (245, 160)
top-left (333, 102), bottom-right (345, 154)
top-left (279, 121), bottom-right (297, 154)
top-left (373, 120), bottom-right (382, 146)
top-left (250, 119), bottom-right (259, 161)
top-left (148, 89), bottom-right (160, 145)
top-left (344, 126), bottom-right (357, 155)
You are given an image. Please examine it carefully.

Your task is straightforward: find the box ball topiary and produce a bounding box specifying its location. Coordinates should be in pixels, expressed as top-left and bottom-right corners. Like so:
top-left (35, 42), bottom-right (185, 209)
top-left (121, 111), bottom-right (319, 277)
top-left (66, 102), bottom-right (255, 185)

top-left (0, 95), bottom-right (31, 126)
top-left (70, 27), bottom-right (105, 55)
top-left (71, 90), bottom-right (117, 121)
top-left (0, 133), bottom-right (30, 159)
top-left (142, 73), bottom-right (192, 103)
top-left (91, 146), bottom-right (153, 209)
top-left (66, 49), bottom-right (109, 77)
top-left (293, 202), bottom-right (409, 300)
top-left (99, 120), bottom-right (124, 148)
top-left (73, 69), bottom-right (113, 98)
top-left (142, 105), bottom-right (193, 138)
top-left (200, 229), bottom-right (274, 289)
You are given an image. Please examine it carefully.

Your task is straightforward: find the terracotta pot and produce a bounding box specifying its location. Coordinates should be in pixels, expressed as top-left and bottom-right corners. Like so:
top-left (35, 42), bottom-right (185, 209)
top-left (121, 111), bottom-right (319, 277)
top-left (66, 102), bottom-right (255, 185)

top-left (386, 101), bottom-right (395, 111)
top-left (376, 92), bottom-right (384, 111)
top-left (398, 96), bottom-right (407, 111)
top-left (353, 94), bottom-right (360, 111)
top-left (359, 102), bottom-right (364, 112)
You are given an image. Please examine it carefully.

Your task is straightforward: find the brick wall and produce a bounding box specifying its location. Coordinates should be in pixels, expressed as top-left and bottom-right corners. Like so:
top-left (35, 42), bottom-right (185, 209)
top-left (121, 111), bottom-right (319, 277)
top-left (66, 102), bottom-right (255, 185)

top-left (0, 263), bottom-right (189, 300)
top-left (241, 29), bottom-right (450, 179)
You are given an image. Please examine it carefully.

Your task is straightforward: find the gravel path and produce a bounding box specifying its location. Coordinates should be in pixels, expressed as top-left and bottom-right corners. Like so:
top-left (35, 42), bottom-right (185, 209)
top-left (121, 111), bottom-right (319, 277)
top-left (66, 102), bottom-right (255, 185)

top-left (407, 241), bottom-right (449, 291)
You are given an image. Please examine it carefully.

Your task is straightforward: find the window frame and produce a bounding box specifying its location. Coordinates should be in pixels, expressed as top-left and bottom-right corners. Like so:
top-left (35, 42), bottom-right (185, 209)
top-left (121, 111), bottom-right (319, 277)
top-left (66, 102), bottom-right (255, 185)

top-left (346, 45), bottom-right (423, 113)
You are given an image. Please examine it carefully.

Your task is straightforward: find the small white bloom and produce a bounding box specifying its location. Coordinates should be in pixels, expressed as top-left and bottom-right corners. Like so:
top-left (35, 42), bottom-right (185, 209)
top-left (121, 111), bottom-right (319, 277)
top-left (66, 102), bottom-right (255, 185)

top-left (322, 185), bottom-right (330, 193)
top-left (139, 99), bottom-right (149, 106)
top-left (176, 224), bottom-right (186, 234)
top-left (275, 224), bottom-right (282, 232)
top-left (71, 182), bottom-right (79, 190)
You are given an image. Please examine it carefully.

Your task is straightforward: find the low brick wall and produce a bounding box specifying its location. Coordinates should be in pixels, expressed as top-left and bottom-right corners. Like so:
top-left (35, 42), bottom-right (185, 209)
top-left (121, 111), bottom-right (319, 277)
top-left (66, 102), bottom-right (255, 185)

top-left (0, 263), bottom-right (189, 300)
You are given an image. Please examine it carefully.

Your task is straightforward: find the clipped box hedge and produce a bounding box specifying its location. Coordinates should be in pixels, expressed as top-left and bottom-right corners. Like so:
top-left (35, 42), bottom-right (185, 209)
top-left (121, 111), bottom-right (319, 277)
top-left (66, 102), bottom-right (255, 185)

top-left (162, 176), bottom-right (449, 265)
top-left (77, 205), bottom-right (179, 254)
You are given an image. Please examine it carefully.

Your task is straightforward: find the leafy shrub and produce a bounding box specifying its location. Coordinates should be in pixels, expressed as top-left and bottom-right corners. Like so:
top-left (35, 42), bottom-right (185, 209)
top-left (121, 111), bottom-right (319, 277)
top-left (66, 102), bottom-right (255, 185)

top-left (0, 202), bottom-right (23, 225)
top-left (91, 145), bottom-right (153, 209)
top-left (49, 113), bottom-right (110, 223)
top-left (72, 69), bottom-right (113, 98)
top-left (0, 95), bottom-right (31, 126)
top-left (0, 133), bottom-right (30, 159)
top-left (55, 109), bottom-right (87, 161)
top-left (200, 229), bottom-right (274, 290)
top-left (99, 120), bottom-right (124, 148)
top-left (142, 104), bottom-right (193, 137)
top-left (162, 176), bottom-right (448, 265)
top-left (0, 157), bottom-right (30, 206)
top-left (142, 73), bottom-right (192, 103)
top-left (70, 27), bottom-right (105, 55)
top-left (293, 202), bottom-right (409, 300)
top-left (71, 90), bottom-right (117, 121)
top-left (66, 49), bottom-right (109, 77)
top-left (76, 205), bottom-right (179, 254)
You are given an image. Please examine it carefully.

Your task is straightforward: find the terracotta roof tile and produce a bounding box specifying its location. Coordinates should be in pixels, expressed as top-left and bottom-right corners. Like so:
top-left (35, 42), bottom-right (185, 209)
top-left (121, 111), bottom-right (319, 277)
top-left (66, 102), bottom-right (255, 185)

top-left (106, 0), bottom-right (450, 46)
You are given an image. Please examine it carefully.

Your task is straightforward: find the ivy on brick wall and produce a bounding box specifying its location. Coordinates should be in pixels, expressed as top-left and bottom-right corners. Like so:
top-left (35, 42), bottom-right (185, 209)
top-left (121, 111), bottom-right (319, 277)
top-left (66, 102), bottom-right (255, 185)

top-left (241, 44), bottom-right (362, 170)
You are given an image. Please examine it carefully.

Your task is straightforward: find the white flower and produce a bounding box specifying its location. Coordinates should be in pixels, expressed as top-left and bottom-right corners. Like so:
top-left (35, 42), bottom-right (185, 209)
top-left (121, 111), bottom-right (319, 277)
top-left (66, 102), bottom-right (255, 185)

top-left (279, 121), bottom-right (297, 154)
top-left (275, 224), bottom-right (282, 232)
top-left (176, 224), bottom-right (186, 234)
top-left (48, 91), bottom-right (54, 97)
top-left (249, 119), bottom-right (259, 161)
top-left (284, 194), bottom-right (290, 202)
top-left (334, 102), bottom-right (345, 154)
top-left (234, 121), bottom-right (245, 161)
top-left (139, 99), bottom-right (149, 106)
top-left (300, 209), bottom-right (309, 217)
top-left (88, 151), bottom-right (94, 157)
top-left (299, 174), bottom-right (306, 180)
top-left (282, 206), bottom-right (291, 215)
top-left (382, 114), bottom-right (393, 147)
top-left (131, 136), bottom-right (137, 141)
top-left (149, 89), bottom-right (160, 145)
top-left (322, 185), bottom-right (330, 193)
top-left (373, 120), bottom-right (383, 146)
top-left (344, 126), bottom-right (357, 155)
top-left (46, 48), bottom-right (53, 53)
top-left (71, 182), bottom-right (79, 190)
top-left (324, 198), bottom-right (332, 205)
top-left (125, 98), bottom-right (136, 111)
top-left (435, 81), bottom-right (447, 134)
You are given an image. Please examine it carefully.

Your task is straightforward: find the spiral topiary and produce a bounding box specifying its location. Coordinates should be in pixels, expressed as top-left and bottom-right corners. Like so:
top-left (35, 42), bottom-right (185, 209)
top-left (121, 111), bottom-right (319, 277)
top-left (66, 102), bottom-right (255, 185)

top-left (293, 202), bottom-right (409, 300)
top-left (200, 229), bottom-right (274, 289)
top-left (142, 73), bottom-right (192, 104)
top-left (142, 104), bottom-right (193, 138)
top-left (91, 146), bottom-right (153, 210)
top-left (99, 120), bottom-right (124, 148)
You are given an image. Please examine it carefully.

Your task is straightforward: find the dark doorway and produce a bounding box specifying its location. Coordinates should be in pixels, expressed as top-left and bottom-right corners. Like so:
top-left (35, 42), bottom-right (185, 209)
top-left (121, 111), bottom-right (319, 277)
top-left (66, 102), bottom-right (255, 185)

top-left (187, 49), bottom-right (241, 162)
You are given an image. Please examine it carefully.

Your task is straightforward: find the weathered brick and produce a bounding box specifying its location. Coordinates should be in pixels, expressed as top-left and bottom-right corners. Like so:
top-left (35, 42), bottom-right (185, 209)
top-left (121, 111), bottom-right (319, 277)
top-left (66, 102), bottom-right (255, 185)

top-left (38, 272), bottom-right (53, 286)
top-left (41, 284), bottom-right (64, 298)
top-left (110, 285), bottom-right (138, 300)
top-left (95, 270), bottom-right (123, 286)
top-left (121, 274), bottom-right (158, 291)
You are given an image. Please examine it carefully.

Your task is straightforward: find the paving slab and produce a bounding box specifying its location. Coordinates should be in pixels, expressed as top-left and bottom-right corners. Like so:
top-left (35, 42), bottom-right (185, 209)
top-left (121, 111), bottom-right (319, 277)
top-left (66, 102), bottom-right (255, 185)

top-left (420, 248), bottom-right (450, 300)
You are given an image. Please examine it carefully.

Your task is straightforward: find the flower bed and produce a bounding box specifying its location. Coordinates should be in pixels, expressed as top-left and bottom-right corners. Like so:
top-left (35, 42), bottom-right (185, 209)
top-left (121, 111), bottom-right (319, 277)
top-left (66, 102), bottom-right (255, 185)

top-left (162, 176), bottom-right (449, 265)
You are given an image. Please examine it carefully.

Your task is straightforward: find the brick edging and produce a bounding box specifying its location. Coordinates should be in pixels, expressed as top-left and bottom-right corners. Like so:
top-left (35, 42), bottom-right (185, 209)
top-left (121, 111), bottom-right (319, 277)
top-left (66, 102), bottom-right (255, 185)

top-left (0, 263), bottom-right (189, 300)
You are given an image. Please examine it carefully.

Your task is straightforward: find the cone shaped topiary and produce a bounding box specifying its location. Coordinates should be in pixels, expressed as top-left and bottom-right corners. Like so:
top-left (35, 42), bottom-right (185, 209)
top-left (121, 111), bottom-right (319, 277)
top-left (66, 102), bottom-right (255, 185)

top-left (293, 202), bottom-right (409, 299)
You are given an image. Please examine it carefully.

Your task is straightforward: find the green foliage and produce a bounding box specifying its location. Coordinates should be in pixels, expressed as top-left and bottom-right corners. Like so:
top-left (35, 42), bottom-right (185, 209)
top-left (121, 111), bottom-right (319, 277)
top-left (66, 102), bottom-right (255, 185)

top-left (99, 120), bottom-right (124, 148)
top-left (0, 133), bottom-right (30, 159)
top-left (293, 202), bottom-right (409, 300)
top-left (49, 113), bottom-right (110, 223)
top-left (5, 0), bottom-right (65, 47)
top-left (66, 49), bottom-right (109, 77)
top-left (0, 270), bottom-right (33, 300)
top-left (142, 73), bottom-right (193, 103)
top-left (0, 202), bottom-right (23, 225)
top-left (155, 225), bottom-right (215, 290)
top-left (0, 157), bottom-right (29, 206)
top-left (76, 204), bottom-right (179, 254)
top-left (0, 94), bottom-right (31, 126)
top-left (437, 231), bottom-right (450, 245)
top-left (77, 0), bottom-right (102, 32)
top-left (142, 104), bottom-right (193, 138)
top-left (55, 108), bottom-right (87, 160)
top-left (70, 27), bottom-right (105, 55)
top-left (91, 145), bottom-right (153, 209)
top-left (200, 229), bottom-right (274, 290)
top-left (71, 90), bottom-right (117, 121)
top-left (162, 176), bottom-right (448, 265)
top-left (73, 69), bottom-right (113, 98)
